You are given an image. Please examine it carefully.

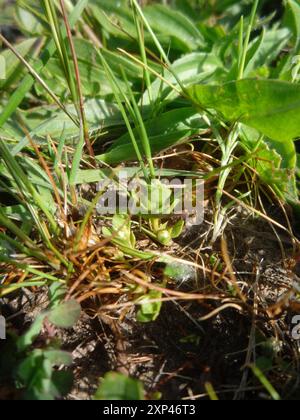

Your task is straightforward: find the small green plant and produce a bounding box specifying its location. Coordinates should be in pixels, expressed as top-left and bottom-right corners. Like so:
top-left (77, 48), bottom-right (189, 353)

top-left (0, 291), bottom-right (81, 400)
top-left (94, 372), bottom-right (145, 401)
top-left (136, 288), bottom-right (163, 323)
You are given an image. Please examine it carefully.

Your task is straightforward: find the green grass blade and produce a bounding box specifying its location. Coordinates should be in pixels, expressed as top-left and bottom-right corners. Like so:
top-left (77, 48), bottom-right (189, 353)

top-left (0, 0), bottom-right (89, 130)
top-left (238, 0), bottom-right (259, 79)
top-left (97, 50), bottom-right (149, 180)
top-left (120, 68), bottom-right (155, 178)
top-left (251, 365), bottom-right (281, 401)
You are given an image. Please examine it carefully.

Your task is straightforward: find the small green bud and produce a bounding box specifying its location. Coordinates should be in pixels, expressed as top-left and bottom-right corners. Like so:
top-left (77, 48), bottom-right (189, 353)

top-left (157, 230), bottom-right (172, 246)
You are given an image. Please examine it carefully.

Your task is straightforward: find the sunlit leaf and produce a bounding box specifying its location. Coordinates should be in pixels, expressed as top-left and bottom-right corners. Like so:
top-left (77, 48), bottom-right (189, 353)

top-left (95, 372), bottom-right (145, 400)
top-left (188, 79), bottom-right (300, 141)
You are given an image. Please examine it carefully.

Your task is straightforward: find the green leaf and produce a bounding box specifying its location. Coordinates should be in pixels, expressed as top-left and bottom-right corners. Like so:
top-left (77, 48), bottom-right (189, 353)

top-left (15, 6), bottom-right (44, 35)
top-left (188, 79), bottom-right (300, 141)
top-left (0, 38), bottom-right (38, 90)
top-left (0, 204), bottom-right (31, 223)
top-left (297, 153), bottom-right (300, 178)
top-left (0, 0), bottom-right (89, 130)
top-left (136, 289), bottom-right (162, 323)
top-left (240, 125), bottom-right (298, 205)
top-left (51, 371), bottom-right (73, 398)
top-left (38, 39), bottom-right (141, 99)
top-left (112, 214), bottom-right (135, 248)
top-left (17, 352), bottom-right (54, 400)
top-left (240, 125), bottom-right (297, 170)
top-left (164, 260), bottom-right (196, 283)
top-left (97, 108), bottom-right (206, 164)
top-left (43, 350), bottom-right (73, 367)
top-left (173, 0), bottom-right (198, 21)
top-left (143, 4), bottom-right (205, 52)
top-left (284, 0), bottom-right (300, 51)
top-left (47, 300), bottom-right (81, 329)
top-left (48, 283), bottom-right (68, 308)
top-left (157, 229), bottom-right (172, 246)
top-left (0, 1), bottom-right (14, 26)
top-left (89, 0), bottom-right (136, 40)
top-left (17, 350), bottom-right (73, 400)
top-left (142, 52), bottom-right (224, 106)
top-left (171, 220), bottom-right (185, 239)
top-left (17, 301), bottom-right (80, 352)
top-left (17, 314), bottom-right (45, 352)
top-left (103, 215), bottom-right (136, 249)
top-left (95, 372), bottom-right (145, 400)
top-left (244, 28), bottom-right (291, 77)
top-left (10, 99), bottom-right (122, 154)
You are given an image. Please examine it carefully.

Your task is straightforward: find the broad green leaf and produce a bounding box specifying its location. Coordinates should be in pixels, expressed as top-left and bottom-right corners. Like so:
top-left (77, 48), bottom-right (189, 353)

top-left (17, 353), bottom-right (54, 400)
top-left (10, 99), bottom-right (122, 154)
top-left (89, 0), bottom-right (136, 40)
top-left (0, 38), bottom-right (38, 90)
top-left (89, 0), bottom-right (201, 53)
top-left (17, 350), bottom-right (73, 400)
top-left (17, 301), bottom-right (80, 351)
top-left (47, 300), bottom-right (81, 329)
top-left (0, 237), bottom-right (12, 257)
top-left (74, 39), bottom-right (145, 79)
top-left (59, 0), bottom-right (90, 23)
top-left (51, 371), bottom-right (74, 398)
top-left (113, 214), bottom-right (135, 248)
top-left (188, 79), bottom-right (300, 142)
top-left (240, 125), bottom-right (298, 205)
top-left (95, 372), bottom-right (145, 401)
top-left (143, 4), bottom-right (205, 52)
top-left (103, 215), bottom-right (136, 251)
top-left (215, 0), bottom-right (248, 14)
top-left (43, 350), bottom-right (73, 367)
top-left (142, 52), bottom-right (224, 106)
top-left (96, 108), bottom-right (206, 164)
top-left (15, 6), bottom-right (44, 35)
top-left (38, 38), bottom-right (144, 99)
top-left (244, 28), bottom-right (291, 77)
top-left (0, 1), bottom-right (14, 26)
top-left (0, 204), bottom-right (31, 222)
top-left (218, 0), bottom-right (258, 27)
